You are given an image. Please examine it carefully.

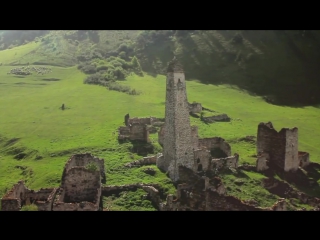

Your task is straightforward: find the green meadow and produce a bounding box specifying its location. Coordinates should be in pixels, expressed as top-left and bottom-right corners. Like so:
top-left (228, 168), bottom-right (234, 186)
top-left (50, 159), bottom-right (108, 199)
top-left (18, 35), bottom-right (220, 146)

top-left (1, 40), bottom-right (320, 210)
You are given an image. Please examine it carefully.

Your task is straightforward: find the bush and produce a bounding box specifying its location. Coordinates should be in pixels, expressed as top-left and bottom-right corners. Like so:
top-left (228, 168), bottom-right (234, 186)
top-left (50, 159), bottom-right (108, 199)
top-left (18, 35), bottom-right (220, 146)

top-left (21, 204), bottom-right (38, 211)
top-left (85, 162), bottom-right (99, 172)
top-left (106, 82), bottom-right (141, 95)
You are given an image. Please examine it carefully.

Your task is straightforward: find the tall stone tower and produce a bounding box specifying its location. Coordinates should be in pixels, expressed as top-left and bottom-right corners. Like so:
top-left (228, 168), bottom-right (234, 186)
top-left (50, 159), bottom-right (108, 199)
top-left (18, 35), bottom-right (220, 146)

top-left (156, 58), bottom-right (195, 182)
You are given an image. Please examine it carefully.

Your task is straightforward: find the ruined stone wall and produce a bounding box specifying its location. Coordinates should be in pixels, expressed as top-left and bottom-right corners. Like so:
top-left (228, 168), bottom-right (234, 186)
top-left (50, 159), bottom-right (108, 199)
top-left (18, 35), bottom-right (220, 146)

top-left (1, 180), bottom-right (27, 211)
top-left (299, 151), bottom-right (310, 168)
top-left (188, 102), bottom-right (202, 114)
top-left (257, 122), bottom-right (299, 171)
top-left (129, 124), bottom-right (149, 142)
top-left (202, 114), bottom-right (230, 123)
top-left (256, 152), bottom-right (270, 172)
top-left (118, 124), bottom-right (149, 143)
top-left (159, 68), bottom-right (195, 182)
top-left (26, 188), bottom-right (57, 211)
top-left (211, 154), bottom-right (239, 170)
top-left (62, 153), bottom-right (106, 184)
top-left (161, 167), bottom-right (286, 211)
top-left (118, 126), bottom-right (130, 141)
top-left (191, 125), bottom-right (199, 150)
top-left (30, 188), bottom-right (58, 211)
top-left (158, 125), bottom-right (165, 147)
top-left (193, 149), bottom-right (211, 172)
top-left (128, 117), bottom-right (152, 126)
top-left (1, 181), bottom-right (57, 211)
top-left (284, 128), bottom-right (299, 172)
top-left (198, 137), bottom-right (231, 156)
top-left (257, 123), bottom-right (286, 169)
top-left (62, 167), bottom-right (101, 203)
top-left (124, 155), bottom-right (156, 168)
top-left (53, 188), bottom-right (99, 211)
top-left (257, 122), bottom-right (275, 154)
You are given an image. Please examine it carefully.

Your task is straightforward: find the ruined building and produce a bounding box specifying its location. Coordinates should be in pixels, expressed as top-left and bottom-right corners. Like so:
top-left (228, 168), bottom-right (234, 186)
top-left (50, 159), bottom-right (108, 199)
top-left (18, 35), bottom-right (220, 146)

top-left (156, 58), bottom-right (238, 182)
top-left (256, 122), bottom-right (310, 172)
top-left (118, 114), bottom-right (164, 143)
top-left (1, 153), bottom-right (105, 211)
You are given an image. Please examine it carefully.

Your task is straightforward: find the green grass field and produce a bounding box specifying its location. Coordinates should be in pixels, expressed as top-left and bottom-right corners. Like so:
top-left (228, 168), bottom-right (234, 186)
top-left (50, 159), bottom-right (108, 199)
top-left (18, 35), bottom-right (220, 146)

top-left (1, 39), bottom-right (320, 210)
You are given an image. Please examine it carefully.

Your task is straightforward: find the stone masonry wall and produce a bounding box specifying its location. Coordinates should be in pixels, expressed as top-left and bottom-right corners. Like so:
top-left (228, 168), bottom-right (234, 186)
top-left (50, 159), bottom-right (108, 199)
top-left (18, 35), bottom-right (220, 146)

top-left (191, 125), bottom-right (199, 150)
top-left (193, 149), bottom-right (211, 172)
top-left (256, 152), bottom-right (270, 172)
top-left (284, 128), bottom-right (299, 172)
top-left (1, 181), bottom-right (57, 211)
top-left (124, 155), bottom-right (156, 168)
top-left (158, 64), bottom-right (195, 182)
top-left (160, 167), bottom-right (286, 211)
top-left (62, 153), bottom-right (106, 184)
top-left (1, 181), bottom-right (27, 211)
top-left (257, 122), bottom-right (299, 171)
top-left (52, 188), bottom-right (99, 211)
top-left (188, 102), bottom-right (202, 114)
top-left (211, 154), bottom-right (239, 170)
top-left (257, 122), bottom-right (286, 169)
top-left (158, 125), bottom-right (165, 147)
top-left (118, 124), bottom-right (149, 143)
top-left (299, 151), bottom-right (310, 168)
top-left (62, 167), bottom-right (101, 203)
top-left (198, 137), bottom-right (231, 156)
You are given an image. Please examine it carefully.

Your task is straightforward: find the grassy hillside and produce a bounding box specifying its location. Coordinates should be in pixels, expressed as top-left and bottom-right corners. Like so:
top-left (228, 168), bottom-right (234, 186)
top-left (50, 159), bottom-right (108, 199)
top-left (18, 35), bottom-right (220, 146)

top-left (1, 62), bottom-right (320, 209)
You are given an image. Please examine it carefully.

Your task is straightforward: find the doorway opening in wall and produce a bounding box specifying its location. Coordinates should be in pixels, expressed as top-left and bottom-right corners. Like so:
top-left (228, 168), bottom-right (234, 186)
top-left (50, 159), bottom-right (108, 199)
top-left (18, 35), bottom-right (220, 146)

top-left (210, 148), bottom-right (228, 158)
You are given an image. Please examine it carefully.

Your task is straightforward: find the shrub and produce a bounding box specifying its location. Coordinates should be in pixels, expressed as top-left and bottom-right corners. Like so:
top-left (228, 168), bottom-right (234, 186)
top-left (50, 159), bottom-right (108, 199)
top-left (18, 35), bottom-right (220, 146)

top-left (106, 82), bottom-right (141, 95)
top-left (21, 204), bottom-right (38, 211)
top-left (85, 162), bottom-right (99, 172)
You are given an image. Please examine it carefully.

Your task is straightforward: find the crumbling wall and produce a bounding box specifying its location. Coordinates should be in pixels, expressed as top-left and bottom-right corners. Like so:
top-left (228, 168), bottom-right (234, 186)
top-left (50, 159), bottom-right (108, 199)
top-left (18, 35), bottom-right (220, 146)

top-left (1, 181), bottom-right (57, 211)
top-left (299, 151), bottom-right (310, 168)
top-left (191, 125), bottom-right (199, 150)
top-left (118, 124), bottom-right (149, 143)
top-left (284, 128), bottom-right (299, 172)
top-left (53, 188), bottom-right (99, 211)
top-left (130, 123), bottom-right (149, 142)
top-left (118, 126), bottom-right (131, 141)
top-left (124, 155), bottom-right (156, 168)
top-left (188, 102), bottom-right (202, 114)
top-left (27, 188), bottom-right (57, 211)
top-left (201, 114), bottom-right (230, 123)
top-left (62, 167), bottom-right (101, 203)
top-left (1, 180), bottom-right (28, 211)
top-left (256, 152), bottom-right (270, 172)
top-left (211, 154), bottom-right (239, 170)
top-left (193, 149), bottom-right (211, 172)
top-left (257, 122), bottom-right (299, 172)
top-left (128, 117), bottom-right (152, 125)
top-left (158, 125), bottom-right (165, 147)
top-left (198, 137), bottom-right (231, 156)
top-left (160, 167), bottom-right (286, 211)
top-left (33, 188), bottom-right (57, 211)
top-left (62, 153), bottom-right (106, 184)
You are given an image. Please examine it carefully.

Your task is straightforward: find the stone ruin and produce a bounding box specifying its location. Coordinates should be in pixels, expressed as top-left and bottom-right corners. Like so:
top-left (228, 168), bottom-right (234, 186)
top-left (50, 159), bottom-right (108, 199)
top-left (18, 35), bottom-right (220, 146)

top-left (1, 153), bottom-right (106, 211)
top-left (118, 113), bottom-right (164, 143)
top-left (156, 57), bottom-right (238, 182)
top-left (188, 102), bottom-right (202, 114)
top-left (1, 152), bottom-right (167, 211)
top-left (159, 166), bottom-right (287, 211)
top-left (256, 122), bottom-right (310, 173)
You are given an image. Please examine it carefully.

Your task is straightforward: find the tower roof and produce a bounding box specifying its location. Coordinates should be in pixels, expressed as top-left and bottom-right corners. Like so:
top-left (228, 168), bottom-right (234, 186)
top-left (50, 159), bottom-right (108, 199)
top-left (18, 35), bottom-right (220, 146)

top-left (167, 57), bottom-right (184, 73)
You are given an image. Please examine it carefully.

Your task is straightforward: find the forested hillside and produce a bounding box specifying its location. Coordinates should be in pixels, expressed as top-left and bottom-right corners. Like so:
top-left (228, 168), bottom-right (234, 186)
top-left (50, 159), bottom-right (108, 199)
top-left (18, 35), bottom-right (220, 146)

top-left (1, 30), bottom-right (320, 105)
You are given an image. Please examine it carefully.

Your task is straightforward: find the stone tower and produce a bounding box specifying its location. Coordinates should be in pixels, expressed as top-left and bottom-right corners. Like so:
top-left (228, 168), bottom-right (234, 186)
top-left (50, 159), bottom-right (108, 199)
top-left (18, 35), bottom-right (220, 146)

top-left (156, 58), bottom-right (195, 182)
